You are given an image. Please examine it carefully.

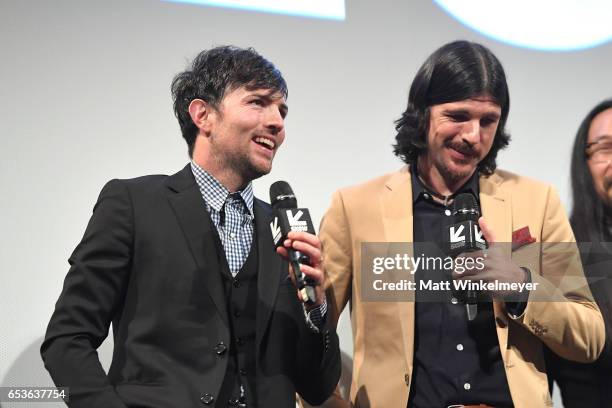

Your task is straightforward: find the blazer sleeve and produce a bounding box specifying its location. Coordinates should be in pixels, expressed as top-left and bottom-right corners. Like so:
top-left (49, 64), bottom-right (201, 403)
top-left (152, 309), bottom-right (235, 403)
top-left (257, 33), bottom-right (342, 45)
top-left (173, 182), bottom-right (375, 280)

top-left (319, 191), bottom-right (353, 330)
top-left (510, 185), bottom-right (605, 363)
top-left (293, 313), bottom-right (342, 406)
top-left (40, 179), bottom-right (132, 408)
top-left (298, 191), bottom-right (354, 408)
top-left (292, 191), bottom-right (347, 404)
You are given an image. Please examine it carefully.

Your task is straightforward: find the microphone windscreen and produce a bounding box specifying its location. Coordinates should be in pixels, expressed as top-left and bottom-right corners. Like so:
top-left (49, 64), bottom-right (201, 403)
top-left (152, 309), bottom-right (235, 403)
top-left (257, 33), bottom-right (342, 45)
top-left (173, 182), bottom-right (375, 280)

top-left (453, 193), bottom-right (480, 222)
top-left (454, 192), bottom-right (478, 212)
top-left (270, 181), bottom-right (298, 209)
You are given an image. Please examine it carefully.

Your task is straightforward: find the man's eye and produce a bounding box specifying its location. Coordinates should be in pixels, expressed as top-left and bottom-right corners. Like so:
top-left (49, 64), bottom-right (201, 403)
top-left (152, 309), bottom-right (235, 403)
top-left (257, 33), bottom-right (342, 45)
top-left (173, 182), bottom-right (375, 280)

top-left (250, 99), bottom-right (264, 106)
top-left (481, 117), bottom-right (498, 127)
top-left (448, 114), bottom-right (468, 122)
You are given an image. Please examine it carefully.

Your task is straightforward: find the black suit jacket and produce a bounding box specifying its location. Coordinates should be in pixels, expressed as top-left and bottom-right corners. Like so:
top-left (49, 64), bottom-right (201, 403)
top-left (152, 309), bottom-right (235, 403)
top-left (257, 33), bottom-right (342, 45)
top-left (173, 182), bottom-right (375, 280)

top-left (41, 165), bottom-right (341, 408)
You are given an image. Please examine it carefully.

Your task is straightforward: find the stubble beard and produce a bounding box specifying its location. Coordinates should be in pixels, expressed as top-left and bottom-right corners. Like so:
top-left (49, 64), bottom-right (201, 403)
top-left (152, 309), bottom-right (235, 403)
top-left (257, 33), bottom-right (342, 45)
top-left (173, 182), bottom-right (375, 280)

top-left (232, 149), bottom-right (272, 184)
top-left (434, 154), bottom-right (474, 186)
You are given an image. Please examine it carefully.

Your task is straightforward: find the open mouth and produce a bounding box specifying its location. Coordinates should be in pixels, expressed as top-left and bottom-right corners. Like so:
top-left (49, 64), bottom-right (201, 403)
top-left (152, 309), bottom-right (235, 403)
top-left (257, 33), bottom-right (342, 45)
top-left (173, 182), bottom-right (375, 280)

top-left (253, 136), bottom-right (275, 151)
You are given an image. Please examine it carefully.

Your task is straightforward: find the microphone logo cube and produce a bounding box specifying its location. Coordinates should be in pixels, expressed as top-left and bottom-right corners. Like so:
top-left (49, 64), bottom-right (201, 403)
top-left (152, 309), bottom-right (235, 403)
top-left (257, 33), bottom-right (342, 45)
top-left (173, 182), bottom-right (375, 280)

top-left (286, 209), bottom-right (309, 232)
top-left (448, 220), bottom-right (487, 254)
top-left (270, 208), bottom-right (315, 248)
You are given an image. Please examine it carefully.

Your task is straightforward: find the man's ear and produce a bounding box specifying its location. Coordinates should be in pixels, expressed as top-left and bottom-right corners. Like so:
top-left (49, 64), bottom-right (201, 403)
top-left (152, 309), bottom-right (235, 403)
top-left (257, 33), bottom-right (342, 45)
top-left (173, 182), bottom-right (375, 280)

top-left (188, 99), bottom-right (214, 135)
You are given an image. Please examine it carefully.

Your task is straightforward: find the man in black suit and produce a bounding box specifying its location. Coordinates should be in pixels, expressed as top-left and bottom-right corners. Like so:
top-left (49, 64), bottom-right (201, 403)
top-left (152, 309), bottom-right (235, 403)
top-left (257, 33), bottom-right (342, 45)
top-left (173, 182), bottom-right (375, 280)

top-left (41, 46), bottom-right (340, 408)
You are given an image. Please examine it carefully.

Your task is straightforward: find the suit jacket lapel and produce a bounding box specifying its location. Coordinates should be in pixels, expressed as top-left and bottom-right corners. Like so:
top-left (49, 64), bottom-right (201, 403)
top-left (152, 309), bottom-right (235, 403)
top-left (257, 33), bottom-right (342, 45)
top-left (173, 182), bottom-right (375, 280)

top-left (253, 199), bottom-right (282, 349)
top-left (479, 172), bottom-right (513, 361)
top-left (479, 172), bottom-right (512, 244)
top-left (166, 164), bottom-right (229, 326)
top-left (382, 167), bottom-right (415, 375)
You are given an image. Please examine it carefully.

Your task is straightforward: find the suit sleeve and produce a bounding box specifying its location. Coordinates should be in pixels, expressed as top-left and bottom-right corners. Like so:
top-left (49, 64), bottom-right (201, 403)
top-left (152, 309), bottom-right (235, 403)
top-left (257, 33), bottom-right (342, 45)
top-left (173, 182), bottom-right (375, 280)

top-left (510, 185), bottom-right (605, 363)
top-left (293, 311), bottom-right (342, 405)
top-left (40, 179), bottom-right (132, 408)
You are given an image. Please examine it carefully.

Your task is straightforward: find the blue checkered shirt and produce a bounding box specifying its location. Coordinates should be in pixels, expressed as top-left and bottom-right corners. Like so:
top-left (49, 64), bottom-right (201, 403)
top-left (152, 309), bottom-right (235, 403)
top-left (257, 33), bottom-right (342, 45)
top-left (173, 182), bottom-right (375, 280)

top-left (190, 161), bottom-right (326, 331)
top-left (191, 162), bottom-right (254, 276)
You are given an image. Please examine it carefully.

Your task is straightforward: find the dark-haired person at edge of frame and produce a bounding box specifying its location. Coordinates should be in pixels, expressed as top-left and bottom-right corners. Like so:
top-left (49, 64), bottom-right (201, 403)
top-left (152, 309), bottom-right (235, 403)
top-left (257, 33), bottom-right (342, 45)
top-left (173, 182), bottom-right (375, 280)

top-left (40, 46), bottom-right (340, 408)
top-left (545, 99), bottom-right (612, 407)
top-left (308, 41), bottom-right (604, 408)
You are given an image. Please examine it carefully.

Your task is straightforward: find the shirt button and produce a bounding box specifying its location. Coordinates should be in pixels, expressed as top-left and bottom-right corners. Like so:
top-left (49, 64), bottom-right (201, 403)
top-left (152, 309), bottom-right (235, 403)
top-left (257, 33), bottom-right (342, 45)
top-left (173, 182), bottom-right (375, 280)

top-left (230, 232), bottom-right (236, 239)
top-left (200, 393), bottom-right (215, 404)
top-left (451, 297), bottom-right (458, 305)
top-left (213, 342), bottom-right (227, 355)
top-left (445, 209), bottom-right (451, 216)
top-left (464, 382), bottom-right (471, 390)
top-left (456, 343), bottom-right (464, 351)
top-left (239, 368), bottom-right (247, 375)
top-left (423, 193), bottom-right (430, 200)
top-left (233, 310), bottom-right (241, 318)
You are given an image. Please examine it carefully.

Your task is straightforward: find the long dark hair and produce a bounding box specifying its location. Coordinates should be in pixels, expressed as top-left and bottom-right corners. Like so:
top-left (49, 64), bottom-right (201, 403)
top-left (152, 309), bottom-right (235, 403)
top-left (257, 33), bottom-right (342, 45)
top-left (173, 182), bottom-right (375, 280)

top-left (570, 99), bottom-right (612, 242)
top-left (393, 40), bottom-right (511, 175)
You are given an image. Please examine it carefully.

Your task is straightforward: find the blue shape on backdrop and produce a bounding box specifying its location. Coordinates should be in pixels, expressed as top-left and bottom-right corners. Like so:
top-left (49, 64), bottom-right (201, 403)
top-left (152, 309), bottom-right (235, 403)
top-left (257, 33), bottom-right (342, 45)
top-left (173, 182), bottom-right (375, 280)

top-left (434, 0), bottom-right (611, 51)
top-left (164, 0), bottom-right (345, 21)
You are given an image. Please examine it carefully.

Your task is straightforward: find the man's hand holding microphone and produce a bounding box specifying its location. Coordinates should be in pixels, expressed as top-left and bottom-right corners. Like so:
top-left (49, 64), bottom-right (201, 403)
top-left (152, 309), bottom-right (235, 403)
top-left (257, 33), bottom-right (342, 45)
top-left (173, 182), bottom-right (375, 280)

top-left (269, 181), bottom-right (326, 312)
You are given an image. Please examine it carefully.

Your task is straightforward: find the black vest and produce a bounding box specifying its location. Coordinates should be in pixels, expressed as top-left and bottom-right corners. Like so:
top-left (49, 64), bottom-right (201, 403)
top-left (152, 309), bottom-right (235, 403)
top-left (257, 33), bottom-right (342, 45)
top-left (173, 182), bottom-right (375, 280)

top-left (216, 233), bottom-right (259, 408)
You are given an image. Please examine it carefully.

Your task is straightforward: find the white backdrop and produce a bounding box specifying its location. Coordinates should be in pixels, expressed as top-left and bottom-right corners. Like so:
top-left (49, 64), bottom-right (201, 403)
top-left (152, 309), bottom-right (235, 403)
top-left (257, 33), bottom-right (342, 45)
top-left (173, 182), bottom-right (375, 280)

top-left (2, 1), bottom-right (611, 407)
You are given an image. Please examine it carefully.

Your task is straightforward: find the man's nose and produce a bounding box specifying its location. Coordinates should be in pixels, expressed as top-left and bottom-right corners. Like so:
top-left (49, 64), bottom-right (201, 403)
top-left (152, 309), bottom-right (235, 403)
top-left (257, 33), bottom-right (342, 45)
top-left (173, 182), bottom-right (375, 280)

top-left (265, 106), bottom-right (284, 135)
top-left (461, 120), bottom-right (480, 144)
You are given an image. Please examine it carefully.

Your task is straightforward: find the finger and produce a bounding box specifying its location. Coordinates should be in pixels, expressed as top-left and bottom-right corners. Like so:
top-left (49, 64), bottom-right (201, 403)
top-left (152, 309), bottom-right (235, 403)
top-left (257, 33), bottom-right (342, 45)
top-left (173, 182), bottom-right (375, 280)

top-left (290, 240), bottom-right (323, 265)
top-left (285, 262), bottom-right (297, 286)
top-left (286, 231), bottom-right (321, 249)
top-left (298, 263), bottom-right (324, 285)
top-left (452, 268), bottom-right (478, 280)
top-left (276, 246), bottom-right (290, 259)
top-left (456, 250), bottom-right (485, 260)
top-left (478, 216), bottom-right (496, 244)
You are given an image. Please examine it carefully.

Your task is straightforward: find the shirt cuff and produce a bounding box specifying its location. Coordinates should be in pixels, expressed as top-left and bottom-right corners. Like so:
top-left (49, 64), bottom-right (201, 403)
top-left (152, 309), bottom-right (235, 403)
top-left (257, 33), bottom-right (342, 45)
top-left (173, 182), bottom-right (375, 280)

top-left (505, 267), bottom-right (532, 318)
top-left (302, 300), bottom-right (328, 333)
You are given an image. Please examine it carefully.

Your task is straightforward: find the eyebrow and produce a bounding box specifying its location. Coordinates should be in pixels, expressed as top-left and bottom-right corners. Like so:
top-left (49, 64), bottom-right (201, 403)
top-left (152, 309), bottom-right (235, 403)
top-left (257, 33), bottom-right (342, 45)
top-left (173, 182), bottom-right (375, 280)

top-left (588, 134), bottom-right (612, 145)
top-left (249, 91), bottom-right (288, 116)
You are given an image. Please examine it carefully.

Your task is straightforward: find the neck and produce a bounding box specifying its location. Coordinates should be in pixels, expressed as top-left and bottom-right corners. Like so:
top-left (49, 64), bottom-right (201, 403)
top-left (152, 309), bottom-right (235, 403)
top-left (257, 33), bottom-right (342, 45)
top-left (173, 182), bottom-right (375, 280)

top-left (416, 156), bottom-right (474, 196)
top-left (192, 156), bottom-right (246, 193)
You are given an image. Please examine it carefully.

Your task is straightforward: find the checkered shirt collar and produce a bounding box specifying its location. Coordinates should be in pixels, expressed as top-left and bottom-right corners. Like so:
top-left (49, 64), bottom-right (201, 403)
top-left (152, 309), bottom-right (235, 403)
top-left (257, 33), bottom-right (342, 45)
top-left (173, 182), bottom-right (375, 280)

top-left (190, 161), bottom-right (254, 217)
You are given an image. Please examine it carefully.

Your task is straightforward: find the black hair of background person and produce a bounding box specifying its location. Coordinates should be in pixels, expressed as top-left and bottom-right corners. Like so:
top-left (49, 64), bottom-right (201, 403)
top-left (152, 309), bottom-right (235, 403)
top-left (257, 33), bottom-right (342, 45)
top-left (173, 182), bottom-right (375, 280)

top-left (171, 46), bottom-right (288, 156)
top-left (570, 98), bottom-right (612, 243)
top-left (546, 98), bottom-right (612, 408)
top-left (393, 40), bottom-right (511, 175)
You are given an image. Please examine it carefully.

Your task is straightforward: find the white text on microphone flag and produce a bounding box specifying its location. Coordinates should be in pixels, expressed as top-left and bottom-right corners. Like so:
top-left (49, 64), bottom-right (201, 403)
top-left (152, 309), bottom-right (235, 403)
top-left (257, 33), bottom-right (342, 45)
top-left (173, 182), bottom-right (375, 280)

top-left (287, 210), bottom-right (309, 231)
top-left (450, 225), bottom-right (465, 243)
top-left (474, 225), bottom-right (485, 244)
top-left (270, 217), bottom-right (282, 245)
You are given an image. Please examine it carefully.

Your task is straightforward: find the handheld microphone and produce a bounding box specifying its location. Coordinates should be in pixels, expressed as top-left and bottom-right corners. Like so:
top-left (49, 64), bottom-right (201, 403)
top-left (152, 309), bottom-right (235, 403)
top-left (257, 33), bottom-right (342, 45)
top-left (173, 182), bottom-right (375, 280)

top-left (447, 193), bottom-right (487, 321)
top-left (269, 181), bottom-right (317, 304)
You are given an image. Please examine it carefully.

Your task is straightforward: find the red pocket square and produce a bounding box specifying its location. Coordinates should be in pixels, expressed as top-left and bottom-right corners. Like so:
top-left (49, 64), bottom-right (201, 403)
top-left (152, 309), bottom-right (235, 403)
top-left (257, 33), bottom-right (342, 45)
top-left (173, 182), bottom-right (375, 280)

top-left (512, 226), bottom-right (536, 250)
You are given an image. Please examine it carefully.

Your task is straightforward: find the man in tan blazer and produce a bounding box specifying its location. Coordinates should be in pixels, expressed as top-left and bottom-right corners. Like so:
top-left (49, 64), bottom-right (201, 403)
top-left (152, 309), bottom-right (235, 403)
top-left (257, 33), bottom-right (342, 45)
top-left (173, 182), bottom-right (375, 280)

top-left (317, 41), bottom-right (605, 408)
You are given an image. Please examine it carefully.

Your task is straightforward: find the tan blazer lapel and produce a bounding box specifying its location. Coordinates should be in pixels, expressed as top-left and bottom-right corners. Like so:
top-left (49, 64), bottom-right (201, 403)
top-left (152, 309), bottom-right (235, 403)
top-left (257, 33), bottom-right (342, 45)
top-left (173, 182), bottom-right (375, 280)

top-left (479, 172), bottom-right (512, 243)
top-left (381, 166), bottom-right (416, 378)
top-left (382, 167), bottom-right (413, 243)
top-left (479, 172), bottom-right (513, 365)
